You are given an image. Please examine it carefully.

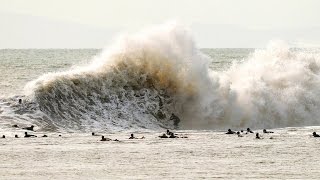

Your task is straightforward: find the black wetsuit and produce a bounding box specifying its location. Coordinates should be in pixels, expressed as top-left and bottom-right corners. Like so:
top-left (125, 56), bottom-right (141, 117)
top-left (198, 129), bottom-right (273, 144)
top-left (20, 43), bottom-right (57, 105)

top-left (226, 129), bottom-right (236, 134)
top-left (263, 129), bottom-right (274, 133)
top-left (313, 133), bottom-right (320, 137)
top-left (247, 128), bottom-right (253, 133)
top-left (23, 126), bottom-right (34, 131)
top-left (24, 134), bottom-right (36, 138)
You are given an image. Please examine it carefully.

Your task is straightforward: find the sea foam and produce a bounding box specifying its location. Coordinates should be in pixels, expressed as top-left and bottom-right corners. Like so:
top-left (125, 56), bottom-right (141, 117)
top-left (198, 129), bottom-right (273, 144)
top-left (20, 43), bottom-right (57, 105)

top-left (10, 23), bottom-right (320, 131)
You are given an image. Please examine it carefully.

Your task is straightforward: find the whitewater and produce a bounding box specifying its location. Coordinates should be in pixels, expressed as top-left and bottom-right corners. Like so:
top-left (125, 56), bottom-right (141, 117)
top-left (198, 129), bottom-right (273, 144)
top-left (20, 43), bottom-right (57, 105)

top-left (1, 24), bottom-right (320, 132)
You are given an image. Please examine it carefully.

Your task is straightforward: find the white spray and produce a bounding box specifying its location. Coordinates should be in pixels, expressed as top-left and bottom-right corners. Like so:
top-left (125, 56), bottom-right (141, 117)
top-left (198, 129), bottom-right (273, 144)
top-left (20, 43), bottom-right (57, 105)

top-left (20, 23), bottom-right (320, 131)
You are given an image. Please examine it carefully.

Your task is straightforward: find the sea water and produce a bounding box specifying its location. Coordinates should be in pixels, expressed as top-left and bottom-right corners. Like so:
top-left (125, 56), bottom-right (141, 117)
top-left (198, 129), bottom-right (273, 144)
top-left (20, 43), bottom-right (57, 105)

top-left (0, 23), bottom-right (320, 179)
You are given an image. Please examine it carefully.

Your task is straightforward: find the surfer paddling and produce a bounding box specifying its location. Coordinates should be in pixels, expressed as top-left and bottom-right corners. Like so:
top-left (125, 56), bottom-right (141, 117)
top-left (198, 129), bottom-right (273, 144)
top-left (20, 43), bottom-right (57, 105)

top-left (129, 134), bottom-right (145, 139)
top-left (263, 129), bottom-right (274, 133)
top-left (24, 132), bottom-right (36, 138)
top-left (313, 132), bottom-right (320, 137)
top-left (92, 132), bottom-right (101, 136)
top-left (100, 136), bottom-right (111, 141)
top-left (22, 125), bottom-right (35, 131)
top-left (226, 129), bottom-right (236, 134)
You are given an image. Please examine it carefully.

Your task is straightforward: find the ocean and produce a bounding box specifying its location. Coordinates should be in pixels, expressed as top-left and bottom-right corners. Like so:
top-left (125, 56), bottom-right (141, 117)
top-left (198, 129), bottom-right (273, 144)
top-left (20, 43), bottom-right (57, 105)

top-left (0, 47), bottom-right (257, 132)
top-left (1, 24), bottom-right (320, 179)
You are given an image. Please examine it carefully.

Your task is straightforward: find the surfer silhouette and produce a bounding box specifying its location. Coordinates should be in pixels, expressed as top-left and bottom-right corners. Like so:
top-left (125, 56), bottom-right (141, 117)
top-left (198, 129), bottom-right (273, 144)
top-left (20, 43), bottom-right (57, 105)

top-left (24, 132), bottom-right (36, 138)
top-left (226, 129), bottom-right (236, 134)
top-left (92, 132), bottom-right (100, 136)
top-left (246, 128), bottom-right (253, 134)
top-left (263, 129), bottom-right (274, 133)
top-left (313, 132), bottom-right (320, 137)
top-left (100, 136), bottom-right (111, 141)
top-left (22, 125), bottom-right (34, 131)
top-left (129, 134), bottom-right (136, 139)
top-left (237, 131), bottom-right (243, 137)
top-left (166, 129), bottom-right (171, 135)
top-left (256, 133), bottom-right (261, 139)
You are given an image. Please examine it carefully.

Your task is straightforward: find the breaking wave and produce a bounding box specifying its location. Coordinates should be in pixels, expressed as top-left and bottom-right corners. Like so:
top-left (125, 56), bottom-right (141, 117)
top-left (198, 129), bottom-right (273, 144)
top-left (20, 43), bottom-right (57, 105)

top-left (2, 23), bottom-right (320, 132)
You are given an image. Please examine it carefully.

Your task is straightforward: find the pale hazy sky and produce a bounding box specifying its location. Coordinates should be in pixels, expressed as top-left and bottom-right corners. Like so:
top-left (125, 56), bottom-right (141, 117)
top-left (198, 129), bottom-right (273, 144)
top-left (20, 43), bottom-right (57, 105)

top-left (1, 0), bottom-right (320, 48)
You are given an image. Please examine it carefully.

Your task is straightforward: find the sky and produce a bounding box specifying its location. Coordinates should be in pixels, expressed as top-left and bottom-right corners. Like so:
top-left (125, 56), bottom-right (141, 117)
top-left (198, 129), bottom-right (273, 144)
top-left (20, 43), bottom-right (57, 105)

top-left (0, 0), bottom-right (320, 48)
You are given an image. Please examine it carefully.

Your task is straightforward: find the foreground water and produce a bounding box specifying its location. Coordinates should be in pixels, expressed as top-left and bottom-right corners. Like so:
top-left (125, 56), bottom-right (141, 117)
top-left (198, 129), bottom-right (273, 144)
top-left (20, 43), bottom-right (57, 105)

top-left (0, 128), bottom-right (320, 179)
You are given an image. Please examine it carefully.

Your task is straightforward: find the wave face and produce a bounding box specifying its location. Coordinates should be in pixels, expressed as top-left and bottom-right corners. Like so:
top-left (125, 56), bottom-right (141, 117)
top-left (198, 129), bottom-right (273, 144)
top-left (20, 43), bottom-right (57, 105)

top-left (22, 23), bottom-right (212, 131)
top-left (5, 24), bottom-right (320, 132)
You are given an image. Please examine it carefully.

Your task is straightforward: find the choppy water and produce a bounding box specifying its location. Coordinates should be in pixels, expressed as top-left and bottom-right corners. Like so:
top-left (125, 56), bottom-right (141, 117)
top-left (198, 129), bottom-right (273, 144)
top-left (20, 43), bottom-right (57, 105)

top-left (1, 128), bottom-right (320, 179)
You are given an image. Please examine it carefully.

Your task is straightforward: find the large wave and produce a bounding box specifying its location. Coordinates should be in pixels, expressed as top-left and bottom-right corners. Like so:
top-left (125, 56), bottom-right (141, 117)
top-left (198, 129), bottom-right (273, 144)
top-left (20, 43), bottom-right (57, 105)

top-left (22, 23), bottom-right (212, 131)
top-left (3, 23), bottom-right (320, 132)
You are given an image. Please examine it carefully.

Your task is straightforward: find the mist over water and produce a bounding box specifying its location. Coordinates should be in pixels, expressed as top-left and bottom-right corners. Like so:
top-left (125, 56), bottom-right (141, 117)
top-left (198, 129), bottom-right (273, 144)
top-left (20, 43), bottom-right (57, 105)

top-left (1, 23), bottom-right (320, 132)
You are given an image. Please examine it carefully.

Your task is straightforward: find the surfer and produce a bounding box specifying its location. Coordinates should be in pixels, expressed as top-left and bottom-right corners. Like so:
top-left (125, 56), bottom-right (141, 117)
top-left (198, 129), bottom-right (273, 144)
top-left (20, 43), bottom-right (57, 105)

top-left (100, 136), bottom-right (111, 141)
top-left (42, 135), bottom-right (48, 137)
top-left (226, 129), bottom-right (236, 134)
top-left (92, 132), bottom-right (100, 136)
top-left (18, 98), bottom-right (22, 104)
top-left (129, 134), bottom-right (136, 139)
top-left (24, 132), bottom-right (36, 138)
top-left (166, 129), bottom-right (171, 135)
top-left (237, 131), bottom-right (243, 137)
top-left (246, 128), bottom-right (253, 134)
top-left (12, 124), bottom-right (19, 128)
top-left (22, 125), bottom-right (34, 131)
top-left (170, 113), bottom-right (180, 128)
top-left (312, 132), bottom-right (320, 137)
top-left (256, 133), bottom-right (261, 139)
top-left (2, 135), bottom-right (5, 138)
top-left (15, 135), bottom-right (19, 138)
top-left (263, 129), bottom-right (274, 133)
